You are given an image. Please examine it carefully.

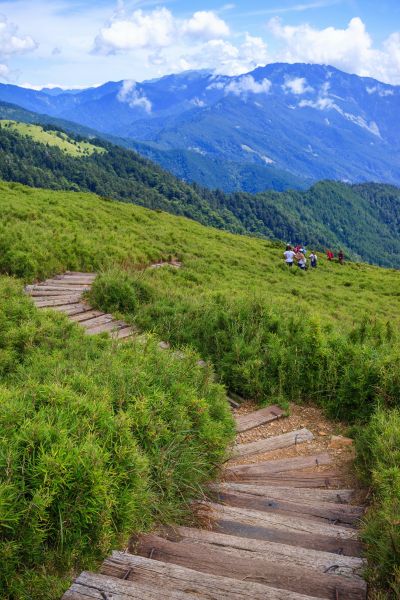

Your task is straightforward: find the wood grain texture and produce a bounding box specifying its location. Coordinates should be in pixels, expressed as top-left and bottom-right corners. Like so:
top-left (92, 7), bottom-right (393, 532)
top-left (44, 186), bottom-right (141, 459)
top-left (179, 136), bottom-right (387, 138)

top-left (225, 453), bottom-right (331, 477)
top-left (136, 534), bottom-right (366, 599)
top-left (101, 552), bottom-right (326, 600)
top-left (235, 405), bottom-right (285, 432)
top-left (211, 482), bottom-right (355, 503)
top-left (231, 428), bottom-right (313, 458)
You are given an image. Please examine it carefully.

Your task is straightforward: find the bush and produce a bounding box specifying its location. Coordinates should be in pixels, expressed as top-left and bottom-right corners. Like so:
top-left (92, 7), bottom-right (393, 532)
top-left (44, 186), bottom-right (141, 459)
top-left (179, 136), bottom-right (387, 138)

top-left (88, 268), bottom-right (153, 315)
top-left (355, 408), bottom-right (400, 597)
top-left (0, 277), bottom-right (234, 598)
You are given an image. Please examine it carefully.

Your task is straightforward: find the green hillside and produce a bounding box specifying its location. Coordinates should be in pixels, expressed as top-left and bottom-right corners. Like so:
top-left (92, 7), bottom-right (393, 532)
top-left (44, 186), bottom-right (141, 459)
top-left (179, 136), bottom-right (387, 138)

top-left (0, 120), bottom-right (105, 156)
top-left (0, 180), bottom-right (399, 597)
top-left (0, 114), bottom-right (399, 268)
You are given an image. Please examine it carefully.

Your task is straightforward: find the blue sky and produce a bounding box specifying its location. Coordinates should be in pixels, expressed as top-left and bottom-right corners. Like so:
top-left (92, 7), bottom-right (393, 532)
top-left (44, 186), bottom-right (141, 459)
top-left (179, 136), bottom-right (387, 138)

top-left (0, 0), bottom-right (399, 87)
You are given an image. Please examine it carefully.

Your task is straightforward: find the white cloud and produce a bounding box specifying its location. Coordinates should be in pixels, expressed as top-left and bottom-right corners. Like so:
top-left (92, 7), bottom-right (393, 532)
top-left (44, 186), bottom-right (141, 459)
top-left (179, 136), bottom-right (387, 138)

top-left (283, 76), bottom-right (313, 94)
top-left (117, 79), bottom-right (152, 113)
top-left (94, 8), bottom-right (175, 54)
top-left (0, 15), bottom-right (37, 80)
top-left (366, 85), bottom-right (394, 97)
top-left (225, 74), bottom-right (271, 97)
top-left (188, 34), bottom-right (269, 77)
top-left (269, 17), bottom-right (400, 85)
top-left (94, 8), bottom-right (230, 55)
top-left (299, 82), bottom-right (382, 137)
top-left (182, 11), bottom-right (230, 40)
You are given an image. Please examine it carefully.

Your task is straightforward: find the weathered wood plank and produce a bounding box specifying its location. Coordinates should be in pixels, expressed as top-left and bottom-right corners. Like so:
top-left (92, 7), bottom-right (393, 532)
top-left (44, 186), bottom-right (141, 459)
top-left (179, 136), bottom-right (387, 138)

top-left (62, 571), bottom-right (192, 599)
top-left (114, 326), bottom-right (137, 340)
top-left (28, 287), bottom-right (89, 295)
top-left (211, 489), bottom-right (363, 525)
top-left (69, 310), bottom-right (105, 322)
top-left (80, 314), bottom-right (114, 328)
top-left (33, 296), bottom-right (82, 307)
top-left (202, 502), bottom-right (357, 540)
top-left (235, 405), bottom-right (285, 433)
top-left (161, 527), bottom-right (365, 578)
top-left (84, 320), bottom-right (127, 335)
top-left (211, 482), bottom-right (355, 504)
top-left (101, 552), bottom-right (325, 600)
top-left (225, 453), bottom-right (331, 477)
top-left (232, 428), bottom-right (313, 459)
top-left (226, 471), bottom-right (346, 487)
top-left (136, 534), bottom-right (366, 599)
top-left (49, 303), bottom-right (88, 314)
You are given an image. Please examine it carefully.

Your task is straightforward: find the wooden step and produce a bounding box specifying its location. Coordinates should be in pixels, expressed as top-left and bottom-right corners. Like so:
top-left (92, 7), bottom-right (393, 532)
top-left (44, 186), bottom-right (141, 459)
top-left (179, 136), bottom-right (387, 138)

top-left (210, 489), bottom-right (363, 525)
top-left (205, 502), bottom-right (362, 556)
top-left (161, 527), bottom-right (365, 579)
top-left (39, 279), bottom-right (92, 287)
top-left (231, 428), bottom-right (313, 459)
top-left (212, 482), bottom-right (355, 504)
top-left (225, 453), bottom-right (331, 477)
top-left (136, 534), bottom-right (366, 599)
top-left (80, 314), bottom-right (114, 328)
top-left (50, 303), bottom-right (89, 315)
top-left (101, 551), bottom-right (325, 600)
top-left (62, 570), bottom-right (192, 599)
top-left (227, 471), bottom-right (346, 487)
top-left (69, 310), bottom-right (105, 322)
top-left (114, 326), bottom-right (137, 340)
top-left (84, 320), bottom-right (127, 335)
top-left (28, 287), bottom-right (88, 295)
top-left (235, 405), bottom-right (285, 433)
top-left (33, 296), bottom-right (83, 307)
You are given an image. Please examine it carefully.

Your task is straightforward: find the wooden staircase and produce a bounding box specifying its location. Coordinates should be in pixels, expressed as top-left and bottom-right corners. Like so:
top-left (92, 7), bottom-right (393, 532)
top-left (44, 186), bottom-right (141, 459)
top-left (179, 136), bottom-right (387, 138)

top-left (61, 403), bottom-right (367, 600)
top-left (25, 273), bottom-right (367, 599)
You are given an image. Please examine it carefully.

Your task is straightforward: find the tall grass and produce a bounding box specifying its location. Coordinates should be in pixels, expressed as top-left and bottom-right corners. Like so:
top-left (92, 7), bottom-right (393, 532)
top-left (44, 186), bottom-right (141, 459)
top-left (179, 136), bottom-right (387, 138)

top-left (0, 277), bottom-right (233, 599)
top-left (0, 181), bottom-right (399, 595)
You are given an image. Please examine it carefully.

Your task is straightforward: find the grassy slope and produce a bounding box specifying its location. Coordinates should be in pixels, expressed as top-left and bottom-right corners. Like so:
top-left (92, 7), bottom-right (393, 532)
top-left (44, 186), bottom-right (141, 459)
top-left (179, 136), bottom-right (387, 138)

top-left (1, 180), bottom-right (399, 596)
top-left (1, 180), bottom-right (398, 326)
top-left (0, 120), bottom-right (105, 156)
top-left (0, 115), bottom-right (400, 268)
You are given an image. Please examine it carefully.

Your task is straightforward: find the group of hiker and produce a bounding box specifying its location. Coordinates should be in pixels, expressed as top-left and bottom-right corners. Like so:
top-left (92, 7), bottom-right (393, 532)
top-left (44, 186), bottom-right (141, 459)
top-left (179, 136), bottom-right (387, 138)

top-left (283, 245), bottom-right (345, 269)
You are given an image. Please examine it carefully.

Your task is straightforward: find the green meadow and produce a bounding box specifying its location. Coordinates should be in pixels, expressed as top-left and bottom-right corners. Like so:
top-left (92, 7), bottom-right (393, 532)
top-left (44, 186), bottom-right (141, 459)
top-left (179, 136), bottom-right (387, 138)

top-left (0, 121), bottom-right (105, 157)
top-left (0, 180), bottom-right (399, 597)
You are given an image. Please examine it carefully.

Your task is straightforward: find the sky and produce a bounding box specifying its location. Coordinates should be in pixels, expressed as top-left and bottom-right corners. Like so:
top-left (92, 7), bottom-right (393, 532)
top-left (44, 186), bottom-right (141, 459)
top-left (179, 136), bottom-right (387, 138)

top-left (0, 0), bottom-right (399, 88)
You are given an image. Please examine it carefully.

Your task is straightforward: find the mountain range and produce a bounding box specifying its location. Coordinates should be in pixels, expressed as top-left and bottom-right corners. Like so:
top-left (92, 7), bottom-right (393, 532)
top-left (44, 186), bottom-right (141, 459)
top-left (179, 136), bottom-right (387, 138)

top-left (0, 63), bottom-right (399, 192)
top-left (0, 115), bottom-right (399, 268)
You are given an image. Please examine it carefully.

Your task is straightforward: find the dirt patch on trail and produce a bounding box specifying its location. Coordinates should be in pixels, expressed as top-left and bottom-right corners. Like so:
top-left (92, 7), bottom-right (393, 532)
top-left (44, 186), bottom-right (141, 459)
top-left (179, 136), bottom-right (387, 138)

top-left (230, 402), bottom-right (365, 500)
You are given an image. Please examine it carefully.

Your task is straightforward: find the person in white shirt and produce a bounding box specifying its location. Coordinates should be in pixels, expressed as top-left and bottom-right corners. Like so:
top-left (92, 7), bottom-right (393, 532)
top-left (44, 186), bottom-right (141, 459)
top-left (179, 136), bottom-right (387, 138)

top-left (283, 245), bottom-right (295, 267)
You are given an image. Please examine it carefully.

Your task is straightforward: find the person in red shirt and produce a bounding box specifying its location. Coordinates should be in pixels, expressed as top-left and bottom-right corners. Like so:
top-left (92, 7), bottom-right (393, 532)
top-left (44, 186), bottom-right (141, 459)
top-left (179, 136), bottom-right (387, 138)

top-left (326, 250), bottom-right (334, 261)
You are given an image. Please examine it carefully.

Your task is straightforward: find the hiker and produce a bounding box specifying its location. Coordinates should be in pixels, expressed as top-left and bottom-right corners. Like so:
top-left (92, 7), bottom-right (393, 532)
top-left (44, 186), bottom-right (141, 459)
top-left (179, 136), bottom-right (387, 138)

top-left (310, 252), bottom-right (318, 268)
top-left (295, 249), bottom-right (307, 270)
top-left (326, 250), bottom-right (334, 261)
top-left (283, 244), bottom-right (295, 267)
top-left (294, 244), bottom-right (301, 253)
top-left (338, 250), bottom-right (345, 265)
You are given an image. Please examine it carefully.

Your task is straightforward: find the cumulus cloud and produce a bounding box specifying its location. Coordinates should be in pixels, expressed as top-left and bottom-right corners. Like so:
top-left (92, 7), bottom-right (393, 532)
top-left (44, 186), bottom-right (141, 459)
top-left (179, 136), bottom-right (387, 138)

top-left (182, 11), bottom-right (230, 40)
top-left (0, 15), bottom-right (37, 80)
top-left (117, 80), bottom-right (152, 113)
top-left (269, 17), bottom-right (400, 85)
top-left (94, 8), bottom-right (230, 55)
top-left (283, 76), bottom-right (313, 94)
top-left (188, 34), bottom-right (269, 76)
top-left (224, 75), bottom-right (272, 97)
top-left (94, 8), bottom-right (175, 54)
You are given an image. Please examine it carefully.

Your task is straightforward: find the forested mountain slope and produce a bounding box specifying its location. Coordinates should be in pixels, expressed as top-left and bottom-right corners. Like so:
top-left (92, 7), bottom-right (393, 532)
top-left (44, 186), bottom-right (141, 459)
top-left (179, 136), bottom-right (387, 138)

top-left (0, 120), bottom-right (399, 267)
top-left (0, 63), bottom-right (399, 191)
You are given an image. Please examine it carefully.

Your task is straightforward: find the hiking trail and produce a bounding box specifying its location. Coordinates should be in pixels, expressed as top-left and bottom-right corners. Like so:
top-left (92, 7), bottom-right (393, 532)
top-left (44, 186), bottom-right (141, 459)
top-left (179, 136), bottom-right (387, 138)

top-left (26, 272), bottom-right (368, 600)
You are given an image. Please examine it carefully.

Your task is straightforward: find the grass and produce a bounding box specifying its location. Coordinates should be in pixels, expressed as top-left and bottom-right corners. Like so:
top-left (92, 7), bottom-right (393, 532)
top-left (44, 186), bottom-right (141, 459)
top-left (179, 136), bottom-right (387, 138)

top-left (0, 120), bottom-right (105, 156)
top-left (0, 276), bottom-right (233, 599)
top-left (0, 179), bottom-right (399, 596)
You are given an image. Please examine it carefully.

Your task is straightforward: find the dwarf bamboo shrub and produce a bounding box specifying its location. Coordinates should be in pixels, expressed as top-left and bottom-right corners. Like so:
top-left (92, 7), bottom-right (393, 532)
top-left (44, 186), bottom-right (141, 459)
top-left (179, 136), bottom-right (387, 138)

top-left (0, 277), bottom-right (233, 599)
